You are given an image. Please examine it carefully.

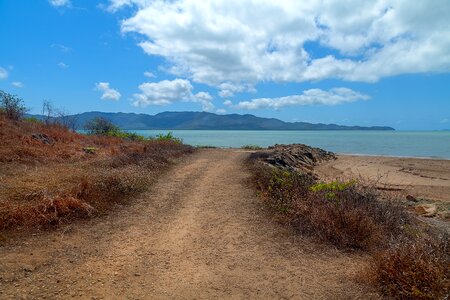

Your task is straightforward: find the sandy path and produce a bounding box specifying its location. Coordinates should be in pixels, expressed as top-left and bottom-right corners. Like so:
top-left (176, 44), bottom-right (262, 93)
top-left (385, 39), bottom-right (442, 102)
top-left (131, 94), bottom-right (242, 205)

top-left (0, 149), bottom-right (374, 299)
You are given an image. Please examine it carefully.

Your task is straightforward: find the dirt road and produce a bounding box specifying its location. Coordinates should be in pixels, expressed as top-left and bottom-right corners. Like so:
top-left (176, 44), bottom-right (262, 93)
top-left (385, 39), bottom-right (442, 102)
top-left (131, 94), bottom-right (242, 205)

top-left (0, 149), bottom-right (374, 299)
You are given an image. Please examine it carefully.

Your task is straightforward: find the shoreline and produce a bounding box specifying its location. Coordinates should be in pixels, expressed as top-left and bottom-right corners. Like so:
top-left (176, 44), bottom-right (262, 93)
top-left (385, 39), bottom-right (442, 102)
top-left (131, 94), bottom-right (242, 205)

top-left (336, 152), bottom-right (450, 161)
top-left (315, 154), bottom-right (450, 215)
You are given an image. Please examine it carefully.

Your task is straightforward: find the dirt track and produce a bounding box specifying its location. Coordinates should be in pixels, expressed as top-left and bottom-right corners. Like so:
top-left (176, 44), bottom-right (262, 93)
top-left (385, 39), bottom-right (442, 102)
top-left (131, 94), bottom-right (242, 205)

top-left (0, 149), bottom-right (375, 299)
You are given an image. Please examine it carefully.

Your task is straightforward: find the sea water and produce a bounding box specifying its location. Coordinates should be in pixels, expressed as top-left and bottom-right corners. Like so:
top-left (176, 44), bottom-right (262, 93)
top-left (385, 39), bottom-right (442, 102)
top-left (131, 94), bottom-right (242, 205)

top-left (130, 130), bottom-right (450, 159)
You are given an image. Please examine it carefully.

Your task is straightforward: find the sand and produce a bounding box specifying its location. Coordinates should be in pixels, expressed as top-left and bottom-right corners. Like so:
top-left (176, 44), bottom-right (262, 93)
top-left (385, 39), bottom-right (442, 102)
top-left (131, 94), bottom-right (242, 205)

top-left (316, 155), bottom-right (450, 223)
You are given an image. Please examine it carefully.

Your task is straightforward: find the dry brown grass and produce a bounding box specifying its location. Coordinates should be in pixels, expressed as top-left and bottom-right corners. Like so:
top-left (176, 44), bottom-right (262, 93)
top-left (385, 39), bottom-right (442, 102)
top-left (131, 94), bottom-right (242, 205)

top-left (247, 157), bottom-right (449, 299)
top-left (247, 162), bottom-right (410, 251)
top-left (368, 234), bottom-right (449, 299)
top-left (0, 115), bottom-right (194, 231)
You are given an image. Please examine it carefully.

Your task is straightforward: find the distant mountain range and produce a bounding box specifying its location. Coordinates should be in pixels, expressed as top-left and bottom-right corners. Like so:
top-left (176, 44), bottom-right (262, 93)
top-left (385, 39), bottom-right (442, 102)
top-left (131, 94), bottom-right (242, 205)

top-left (31, 111), bottom-right (395, 131)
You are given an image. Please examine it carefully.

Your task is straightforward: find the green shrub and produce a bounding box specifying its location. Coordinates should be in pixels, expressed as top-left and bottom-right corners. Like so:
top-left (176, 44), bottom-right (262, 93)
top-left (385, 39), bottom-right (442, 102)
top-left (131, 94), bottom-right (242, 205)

top-left (154, 132), bottom-right (182, 144)
top-left (0, 90), bottom-right (27, 121)
top-left (84, 117), bottom-right (120, 135)
top-left (84, 117), bottom-right (145, 141)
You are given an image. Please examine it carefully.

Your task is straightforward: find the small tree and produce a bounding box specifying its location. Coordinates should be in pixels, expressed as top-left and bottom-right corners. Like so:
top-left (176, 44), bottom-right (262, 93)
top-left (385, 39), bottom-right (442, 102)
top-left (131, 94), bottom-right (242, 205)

top-left (84, 117), bottom-right (120, 135)
top-left (0, 90), bottom-right (27, 120)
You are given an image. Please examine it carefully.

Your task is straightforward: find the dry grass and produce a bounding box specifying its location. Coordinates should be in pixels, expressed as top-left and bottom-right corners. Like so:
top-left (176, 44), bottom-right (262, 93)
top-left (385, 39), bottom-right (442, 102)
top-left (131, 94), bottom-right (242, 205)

top-left (247, 157), bottom-right (449, 299)
top-left (247, 162), bottom-right (410, 251)
top-left (0, 114), bottom-right (194, 231)
top-left (368, 234), bottom-right (449, 299)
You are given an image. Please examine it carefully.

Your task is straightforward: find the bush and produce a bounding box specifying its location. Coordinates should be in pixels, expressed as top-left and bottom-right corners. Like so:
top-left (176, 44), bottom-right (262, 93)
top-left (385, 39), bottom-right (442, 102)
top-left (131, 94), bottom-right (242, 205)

top-left (248, 163), bottom-right (410, 250)
top-left (84, 117), bottom-right (120, 135)
top-left (368, 235), bottom-right (449, 299)
top-left (154, 132), bottom-right (182, 144)
top-left (0, 90), bottom-right (27, 121)
top-left (84, 117), bottom-right (145, 141)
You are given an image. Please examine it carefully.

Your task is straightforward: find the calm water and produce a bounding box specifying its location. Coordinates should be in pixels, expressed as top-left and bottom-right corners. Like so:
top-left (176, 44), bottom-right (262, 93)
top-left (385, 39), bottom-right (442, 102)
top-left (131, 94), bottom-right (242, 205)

top-left (131, 130), bottom-right (450, 159)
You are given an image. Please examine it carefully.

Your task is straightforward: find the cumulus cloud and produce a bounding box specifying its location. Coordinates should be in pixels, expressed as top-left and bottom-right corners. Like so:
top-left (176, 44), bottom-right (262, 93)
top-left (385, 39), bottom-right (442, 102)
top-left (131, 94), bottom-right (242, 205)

top-left (95, 82), bottom-right (121, 101)
top-left (0, 66), bottom-right (7, 79)
top-left (132, 78), bottom-right (214, 111)
top-left (11, 82), bottom-right (24, 88)
top-left (233, 88), bottom-right (369, 110)
top-left (49, 0), bottom-right (71, 7)
top-left (112, 0), bottom-right (450, 93)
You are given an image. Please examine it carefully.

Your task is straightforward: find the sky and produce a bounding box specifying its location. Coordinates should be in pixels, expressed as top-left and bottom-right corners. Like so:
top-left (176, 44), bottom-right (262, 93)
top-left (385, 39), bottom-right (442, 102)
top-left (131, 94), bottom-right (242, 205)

top-left (0, 0), bottom-right (449, 130)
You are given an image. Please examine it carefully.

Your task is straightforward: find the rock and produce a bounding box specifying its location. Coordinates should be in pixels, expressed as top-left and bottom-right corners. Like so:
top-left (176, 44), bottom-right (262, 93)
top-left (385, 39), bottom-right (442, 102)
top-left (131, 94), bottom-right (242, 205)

top-left (414, 204), bottom-right (437, 217)
top-left (31, 133), bottom-right (54, 145)
top-left (406, 194), bottom-right (418, 202)
top-left (251, 143), bottom-right (336, 174)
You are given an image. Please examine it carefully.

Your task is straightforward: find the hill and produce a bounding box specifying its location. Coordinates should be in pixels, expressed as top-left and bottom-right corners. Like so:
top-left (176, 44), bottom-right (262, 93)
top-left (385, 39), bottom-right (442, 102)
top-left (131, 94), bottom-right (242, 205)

top-left (33, 111), bottom-right (395, 130)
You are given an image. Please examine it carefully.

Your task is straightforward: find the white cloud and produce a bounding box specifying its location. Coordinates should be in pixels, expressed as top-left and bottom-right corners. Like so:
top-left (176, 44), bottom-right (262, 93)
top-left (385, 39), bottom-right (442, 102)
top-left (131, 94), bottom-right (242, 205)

top-left (11, 81), bottom-right (24, 88)
top-left (113, 0), bottom-right (450, 92)
top-left (58, 62), bottom-right (69, 69)
top-left (95, 82), bottom-right (121, 101)
top-left (132, 78), bottom-right (214, 111)
top-left (144, 71), bottom-right (155, 78)
top-left (194, 91), bottom-right (214, 111)
top-left (216, 108), bottom-right (226, 114)
top-left (233, 88), bottom-right (369, 110)
top-left (49, 0), bottom-right (71, 7)
top-left (0, 66), bottom-right (7, 79)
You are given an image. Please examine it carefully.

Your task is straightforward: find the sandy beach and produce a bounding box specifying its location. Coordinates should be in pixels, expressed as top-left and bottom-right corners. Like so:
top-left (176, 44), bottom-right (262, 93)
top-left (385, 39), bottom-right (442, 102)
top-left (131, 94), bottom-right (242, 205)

top-left (316, 155), bottom-right (450, 221)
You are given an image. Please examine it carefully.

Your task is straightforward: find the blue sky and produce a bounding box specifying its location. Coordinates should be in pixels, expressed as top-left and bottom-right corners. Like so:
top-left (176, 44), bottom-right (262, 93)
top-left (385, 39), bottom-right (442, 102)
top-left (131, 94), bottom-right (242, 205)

top-left (0, 0), bottom-right (449, 130)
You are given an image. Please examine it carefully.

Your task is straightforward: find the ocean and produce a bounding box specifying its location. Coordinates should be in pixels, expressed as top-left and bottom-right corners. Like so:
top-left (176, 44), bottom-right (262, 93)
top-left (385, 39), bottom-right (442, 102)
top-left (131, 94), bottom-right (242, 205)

top-left (130, 130), bottom-right (450, 159)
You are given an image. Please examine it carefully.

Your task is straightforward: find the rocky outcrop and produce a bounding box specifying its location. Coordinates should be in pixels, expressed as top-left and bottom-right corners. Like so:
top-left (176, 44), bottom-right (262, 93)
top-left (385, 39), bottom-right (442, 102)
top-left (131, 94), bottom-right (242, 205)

top-left (251, 144), bottom-right (336, 174)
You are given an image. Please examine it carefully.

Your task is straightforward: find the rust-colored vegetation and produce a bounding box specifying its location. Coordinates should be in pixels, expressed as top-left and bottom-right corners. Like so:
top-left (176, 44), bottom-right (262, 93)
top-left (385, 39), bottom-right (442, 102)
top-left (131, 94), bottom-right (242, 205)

top-left (0, 92), bottom-right (193, 231)
top-left (247, 155), bottom-right (449, 299)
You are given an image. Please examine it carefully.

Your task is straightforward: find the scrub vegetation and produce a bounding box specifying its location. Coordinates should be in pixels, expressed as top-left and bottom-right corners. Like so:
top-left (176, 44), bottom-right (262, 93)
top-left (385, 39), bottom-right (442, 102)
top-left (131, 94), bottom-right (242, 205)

top-left (247, 155), bottom-right (449, 299)
top-left (0, 90), bottom-right (193, 232)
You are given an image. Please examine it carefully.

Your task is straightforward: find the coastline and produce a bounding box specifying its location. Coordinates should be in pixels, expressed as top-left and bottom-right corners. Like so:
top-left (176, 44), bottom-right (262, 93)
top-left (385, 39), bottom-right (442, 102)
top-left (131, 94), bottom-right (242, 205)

top-left (337, 152), bottom-right (450, 161)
